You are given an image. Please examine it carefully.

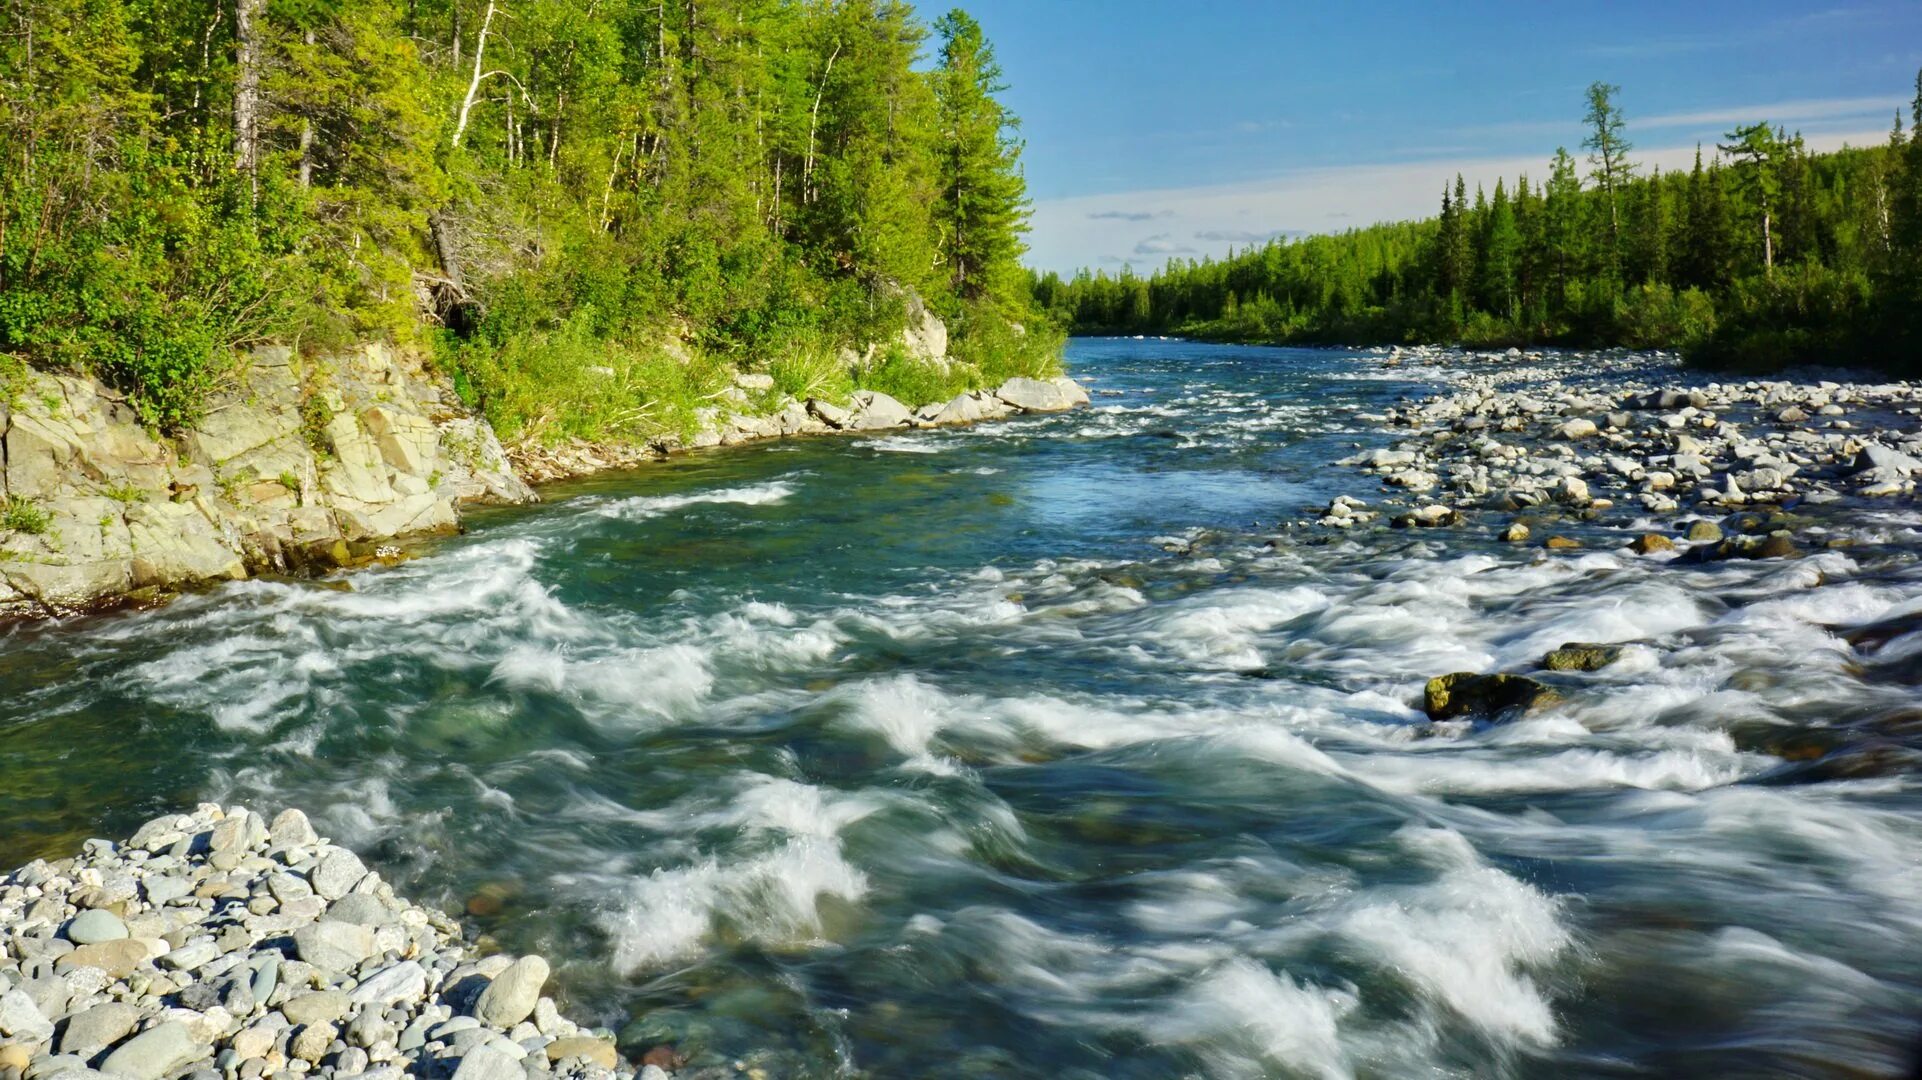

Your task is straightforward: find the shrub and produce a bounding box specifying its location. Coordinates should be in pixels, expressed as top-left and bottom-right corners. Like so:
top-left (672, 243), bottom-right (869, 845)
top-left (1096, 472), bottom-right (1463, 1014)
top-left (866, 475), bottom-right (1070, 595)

top-left (1, 496), bottom-right (53, 535)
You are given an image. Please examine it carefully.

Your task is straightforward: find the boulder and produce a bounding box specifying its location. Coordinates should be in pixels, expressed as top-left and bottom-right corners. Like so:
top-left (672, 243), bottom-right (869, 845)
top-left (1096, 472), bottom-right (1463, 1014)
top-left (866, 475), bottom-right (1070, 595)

top-left (1854, 443), bottom-right (1921, 475)
top-left (1423, 672), bottom-right (1562, 721)
top-left (995, 376), bottom-right (1088, 413)
top-left (1543, 643), bottom-right (1624, 672)
top-left (1627, 533), bottom-right (1675, 555)
top-left (807, 398), bottom-right (851, 429)
top-left (845, 390), bottom-right (913, 431)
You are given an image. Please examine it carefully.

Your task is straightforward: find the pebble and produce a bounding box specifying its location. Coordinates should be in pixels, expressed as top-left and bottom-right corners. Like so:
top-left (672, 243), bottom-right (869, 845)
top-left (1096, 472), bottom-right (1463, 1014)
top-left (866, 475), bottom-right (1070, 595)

top-left (473, 956), bottom-right (548, 1029)
top-left (310, 850), bottom-right (368, 901)
top-left (100, 1020), bottom-right (204, 1080)
top-left (57, 1000), bottom-right (142, 1057)
top-left (0, 806), bottom-right (642, 1080)
top-left (66, 908), bottom-right (129, 944)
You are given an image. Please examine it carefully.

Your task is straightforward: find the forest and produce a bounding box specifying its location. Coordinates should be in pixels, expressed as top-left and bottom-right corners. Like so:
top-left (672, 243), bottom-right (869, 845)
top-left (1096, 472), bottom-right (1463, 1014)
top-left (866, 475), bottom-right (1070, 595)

top-left (0, 0), bottom-right (1055, 440)
top-left (1035, 75), bottom-right (1922, 374)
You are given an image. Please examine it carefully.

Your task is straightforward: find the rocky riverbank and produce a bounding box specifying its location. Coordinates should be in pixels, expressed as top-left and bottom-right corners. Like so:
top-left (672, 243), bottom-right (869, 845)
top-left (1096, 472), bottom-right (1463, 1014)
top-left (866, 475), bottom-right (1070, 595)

top-left (1310, 346), bottom-right (1921, 552)
top-left (0, 337), bottom-right (1088, 618)
top-left (0, 805), bottom-right (662, 1080)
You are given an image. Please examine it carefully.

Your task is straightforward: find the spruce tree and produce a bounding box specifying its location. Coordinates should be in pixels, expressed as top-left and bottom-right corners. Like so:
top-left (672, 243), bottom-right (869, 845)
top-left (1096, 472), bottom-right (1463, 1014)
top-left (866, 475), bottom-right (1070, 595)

top-left (931, 8), bottom-right (1028, 304)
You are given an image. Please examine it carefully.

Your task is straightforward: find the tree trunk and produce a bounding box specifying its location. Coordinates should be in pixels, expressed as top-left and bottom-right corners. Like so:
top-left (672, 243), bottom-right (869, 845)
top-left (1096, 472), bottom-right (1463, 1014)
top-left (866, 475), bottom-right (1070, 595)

top-left (804, 41), bottom-right (840, 205)
top-left (297, 29), bottom-right (317, 187)
top-left (233, 0), bottom-right (265, 196)
top-left (1763, 205), bottom-right (1773, 276)
top-left (452, 2), bottom-right (499, 149)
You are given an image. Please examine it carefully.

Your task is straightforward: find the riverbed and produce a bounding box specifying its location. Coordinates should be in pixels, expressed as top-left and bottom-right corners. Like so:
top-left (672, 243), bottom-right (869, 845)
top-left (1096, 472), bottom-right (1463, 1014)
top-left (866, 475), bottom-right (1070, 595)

top-left (5, 338), bottom-right (1921, 1078)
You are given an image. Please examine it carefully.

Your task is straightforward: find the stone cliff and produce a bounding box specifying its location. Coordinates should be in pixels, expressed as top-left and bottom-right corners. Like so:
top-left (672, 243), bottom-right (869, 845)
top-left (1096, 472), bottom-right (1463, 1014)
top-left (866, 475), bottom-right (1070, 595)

top-left (0, 345), bottom-right (532, 618)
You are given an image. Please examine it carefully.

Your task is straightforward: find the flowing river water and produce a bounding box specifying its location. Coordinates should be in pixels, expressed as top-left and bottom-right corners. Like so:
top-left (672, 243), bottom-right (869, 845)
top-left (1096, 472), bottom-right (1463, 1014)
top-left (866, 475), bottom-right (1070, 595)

top-left (5, 338), bottom-right (1922, 1078)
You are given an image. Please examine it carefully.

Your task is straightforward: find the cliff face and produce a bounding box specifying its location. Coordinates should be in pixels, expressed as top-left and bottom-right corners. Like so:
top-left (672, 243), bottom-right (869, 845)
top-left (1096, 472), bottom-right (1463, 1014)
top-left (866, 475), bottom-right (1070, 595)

top-left (0, 345), bottom-right (532, 617)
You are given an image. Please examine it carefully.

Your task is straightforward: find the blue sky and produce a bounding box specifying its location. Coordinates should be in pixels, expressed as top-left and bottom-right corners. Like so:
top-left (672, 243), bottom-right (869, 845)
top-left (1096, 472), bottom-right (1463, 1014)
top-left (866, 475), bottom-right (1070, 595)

top-left (954, 1), bottom-right (1922, 272)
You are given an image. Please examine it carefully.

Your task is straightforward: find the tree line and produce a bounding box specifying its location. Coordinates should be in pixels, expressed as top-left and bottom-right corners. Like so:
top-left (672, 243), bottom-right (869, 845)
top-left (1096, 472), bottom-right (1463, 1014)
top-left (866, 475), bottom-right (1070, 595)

top-left (0, 0), bottom-right (1049, 434)
top-left (1035, 74), bottom-right (1922, 374)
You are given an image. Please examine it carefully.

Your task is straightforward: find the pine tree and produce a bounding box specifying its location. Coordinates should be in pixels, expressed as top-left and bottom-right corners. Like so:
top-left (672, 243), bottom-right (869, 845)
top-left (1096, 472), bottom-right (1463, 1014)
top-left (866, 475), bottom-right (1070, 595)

top-left (1582, 81), bottom-right (1635, 275)
top-left (931, 8), bottom-right (1028, 304)
top-left (1479, 178), bottom-right (1520, 317)
top-left (1544, 148), bottom-right (1582, 307)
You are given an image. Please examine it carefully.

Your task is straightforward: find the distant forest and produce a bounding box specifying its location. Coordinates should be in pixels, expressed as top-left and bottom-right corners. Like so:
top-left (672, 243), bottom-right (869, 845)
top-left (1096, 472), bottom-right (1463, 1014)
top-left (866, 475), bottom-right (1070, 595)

top-left (1034, 74), bottom-right (1922, 373)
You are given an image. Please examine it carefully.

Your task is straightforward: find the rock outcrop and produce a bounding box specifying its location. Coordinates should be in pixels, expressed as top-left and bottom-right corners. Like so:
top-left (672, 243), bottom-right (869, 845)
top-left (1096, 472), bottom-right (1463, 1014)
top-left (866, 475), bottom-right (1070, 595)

top-left (0, 346), bottom-right (533, 618)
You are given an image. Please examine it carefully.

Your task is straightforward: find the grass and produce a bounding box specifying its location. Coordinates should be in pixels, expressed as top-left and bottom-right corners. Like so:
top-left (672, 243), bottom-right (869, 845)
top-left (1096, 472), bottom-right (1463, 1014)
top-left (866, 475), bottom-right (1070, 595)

top-left (445, 318), bottom-right (733, 446)
top-left (2, 496), bottom-right (53, 535)
top-left (103, 483), bottom-right (147, 504)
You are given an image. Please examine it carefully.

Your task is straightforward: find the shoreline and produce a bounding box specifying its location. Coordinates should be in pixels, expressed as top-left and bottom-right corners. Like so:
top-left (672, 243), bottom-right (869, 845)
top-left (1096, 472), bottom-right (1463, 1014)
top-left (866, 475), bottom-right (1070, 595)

top-left (0, 360), bottom-right (1090, 624)
top-left (0, 804), bottom-right (667, 1080)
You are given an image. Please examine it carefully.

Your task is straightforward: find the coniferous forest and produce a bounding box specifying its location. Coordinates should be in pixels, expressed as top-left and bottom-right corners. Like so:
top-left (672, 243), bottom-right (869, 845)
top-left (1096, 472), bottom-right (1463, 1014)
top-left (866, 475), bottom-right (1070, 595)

top-left (1035, 77), bottom-right (1922, 375)
top-left (0, 0), bottom-right (1052, 437)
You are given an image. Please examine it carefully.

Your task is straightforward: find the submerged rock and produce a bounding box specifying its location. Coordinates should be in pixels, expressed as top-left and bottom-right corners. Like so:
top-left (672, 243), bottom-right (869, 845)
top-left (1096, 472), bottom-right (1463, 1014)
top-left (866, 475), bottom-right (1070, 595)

top-left (1627, 532), bottom-right (1675, 555)
top-left (1422, 672), bottom-right (1562, 721)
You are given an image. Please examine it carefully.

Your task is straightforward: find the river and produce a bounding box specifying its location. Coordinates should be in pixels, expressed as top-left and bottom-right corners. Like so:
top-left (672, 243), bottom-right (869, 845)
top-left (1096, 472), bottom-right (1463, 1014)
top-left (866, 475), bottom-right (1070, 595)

top-left (5, 338), bottom-right (1921, 1078)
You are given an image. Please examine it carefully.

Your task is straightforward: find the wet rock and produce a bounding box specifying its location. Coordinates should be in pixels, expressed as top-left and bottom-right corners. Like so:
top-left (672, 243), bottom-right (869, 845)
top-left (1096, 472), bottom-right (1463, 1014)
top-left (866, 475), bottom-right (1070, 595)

top-left (1423, 672), bottom-right (1562, 721)
top-left (1685, 520), bottom-right (1724, 543)
top-left (1544, 536), bottom-right (1582, 551)
top-left (1543, 643), bottom-right (1624, 672)
top-left (1500, 522), bottom-right (1530, 542)
top-left (1627, 533), bottom-right (1675, 555)
top-left (1754, 533), bottom-right (1802, 560)
top-left (545, 1037), bottom-right (619, 1069)
top-left (1390, 505), bottom-right (1456, 528)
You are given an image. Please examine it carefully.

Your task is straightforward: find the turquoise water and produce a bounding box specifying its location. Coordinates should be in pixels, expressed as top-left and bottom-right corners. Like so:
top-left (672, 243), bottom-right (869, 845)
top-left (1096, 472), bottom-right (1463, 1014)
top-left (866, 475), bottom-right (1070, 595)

top-left (6, 339), bottom-right (1922, 1077)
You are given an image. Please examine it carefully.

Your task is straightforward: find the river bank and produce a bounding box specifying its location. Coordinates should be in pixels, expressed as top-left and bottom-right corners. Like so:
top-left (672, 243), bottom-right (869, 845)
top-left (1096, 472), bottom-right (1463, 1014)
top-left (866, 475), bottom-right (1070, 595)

top-left (3, 339), bottom-right (1920, 1076)
top-left (0, 341), bottom-right (1087, 619)
top-left (0, 804), bottom-right (670, 1080)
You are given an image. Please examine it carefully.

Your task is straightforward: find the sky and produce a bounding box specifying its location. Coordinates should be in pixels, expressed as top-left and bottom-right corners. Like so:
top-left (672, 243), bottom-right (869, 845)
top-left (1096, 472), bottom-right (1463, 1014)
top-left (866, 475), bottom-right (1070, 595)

top-left (952, 1), bottom-right (1922, 274)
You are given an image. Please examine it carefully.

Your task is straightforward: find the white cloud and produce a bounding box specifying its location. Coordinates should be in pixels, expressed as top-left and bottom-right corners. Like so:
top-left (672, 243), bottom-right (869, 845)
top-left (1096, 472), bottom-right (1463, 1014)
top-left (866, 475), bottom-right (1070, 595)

top-left (1028, 128), bottom-right (1888, 274)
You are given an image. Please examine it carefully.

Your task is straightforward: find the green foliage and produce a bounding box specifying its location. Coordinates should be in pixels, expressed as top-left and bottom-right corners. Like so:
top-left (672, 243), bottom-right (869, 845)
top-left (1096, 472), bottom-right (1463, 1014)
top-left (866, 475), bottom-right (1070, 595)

top-left (1042, 69), bottom-right (1922, 374)
top-left (853, 345), bottom-right (971, 407)
top-left (1, 496), bottom-right (53, 536)
top-left (0, 0), bottom-right (1055, 438)
top-left (298, 391), bottom-right (335, 456)
top-left (443, 315), bottom-right (730, 445)
top-left (102, 483), bottom-right (148, 504)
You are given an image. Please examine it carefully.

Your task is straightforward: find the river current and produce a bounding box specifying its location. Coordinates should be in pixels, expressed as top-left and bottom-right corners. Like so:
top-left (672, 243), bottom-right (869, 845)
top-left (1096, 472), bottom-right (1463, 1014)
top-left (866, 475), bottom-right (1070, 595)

top-left (5, 338), bottom-right (1922, 1078)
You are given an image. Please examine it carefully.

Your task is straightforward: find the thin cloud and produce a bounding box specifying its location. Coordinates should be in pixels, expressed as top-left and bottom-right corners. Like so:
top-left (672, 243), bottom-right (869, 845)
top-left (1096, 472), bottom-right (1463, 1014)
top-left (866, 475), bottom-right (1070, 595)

top-left (1195, 228), bottom-right (1291, 244)
top-left (1133, 234), bottom-right (1197, 256)
top-left (1452, 96), bottom-right (1902, 142)
top-left (1087, 210), bottom-right (1173, 222)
